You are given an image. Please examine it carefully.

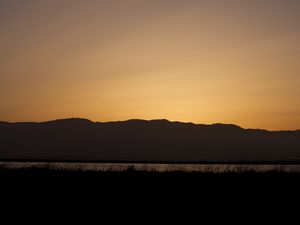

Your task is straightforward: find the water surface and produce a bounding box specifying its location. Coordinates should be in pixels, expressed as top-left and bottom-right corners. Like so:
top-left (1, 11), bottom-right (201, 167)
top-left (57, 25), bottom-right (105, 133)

top-left (1, 162), bottom-right (300, 173)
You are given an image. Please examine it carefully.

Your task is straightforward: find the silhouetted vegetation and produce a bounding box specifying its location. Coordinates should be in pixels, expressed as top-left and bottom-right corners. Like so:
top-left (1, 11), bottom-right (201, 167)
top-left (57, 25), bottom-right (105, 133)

top-left (1, 165), bottom-right (299, 180)
top-left (2, 165), bottom-right (300, 195)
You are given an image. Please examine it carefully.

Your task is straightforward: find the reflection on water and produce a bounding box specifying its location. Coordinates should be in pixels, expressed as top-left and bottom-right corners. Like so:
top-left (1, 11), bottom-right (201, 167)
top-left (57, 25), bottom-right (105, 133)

top-left (1, 162), bottom-right (300, 173)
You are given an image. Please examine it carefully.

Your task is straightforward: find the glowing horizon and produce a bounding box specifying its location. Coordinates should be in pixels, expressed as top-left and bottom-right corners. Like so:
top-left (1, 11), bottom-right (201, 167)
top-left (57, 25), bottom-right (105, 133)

top-left (1, 0), bottom-right (300, 130)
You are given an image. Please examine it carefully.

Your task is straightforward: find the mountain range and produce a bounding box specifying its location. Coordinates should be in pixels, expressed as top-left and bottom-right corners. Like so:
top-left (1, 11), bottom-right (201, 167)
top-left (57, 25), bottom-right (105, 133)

top-left (0, 118), bottom-right (300, 163)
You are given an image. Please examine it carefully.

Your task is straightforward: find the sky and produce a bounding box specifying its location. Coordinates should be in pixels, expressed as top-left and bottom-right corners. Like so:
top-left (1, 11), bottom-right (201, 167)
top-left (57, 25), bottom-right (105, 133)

top-left (0, 0), bottom-right (300, 130)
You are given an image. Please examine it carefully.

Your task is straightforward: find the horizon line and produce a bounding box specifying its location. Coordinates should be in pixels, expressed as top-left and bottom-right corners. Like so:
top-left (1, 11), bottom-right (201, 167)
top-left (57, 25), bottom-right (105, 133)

top-left (1, 117), bottom-right (300, 132)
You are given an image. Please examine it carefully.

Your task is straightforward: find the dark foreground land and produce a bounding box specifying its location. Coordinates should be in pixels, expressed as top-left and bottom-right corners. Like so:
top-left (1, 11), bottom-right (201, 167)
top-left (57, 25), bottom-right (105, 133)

top-left (2, 167), bottom-right (300, 204)
top-left (2, 166), bottom-right (300, 184)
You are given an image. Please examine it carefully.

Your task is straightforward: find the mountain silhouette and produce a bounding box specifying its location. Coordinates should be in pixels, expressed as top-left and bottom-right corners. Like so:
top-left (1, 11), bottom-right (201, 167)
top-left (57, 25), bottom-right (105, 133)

top-left (0, 118), bottom-right (300, 163)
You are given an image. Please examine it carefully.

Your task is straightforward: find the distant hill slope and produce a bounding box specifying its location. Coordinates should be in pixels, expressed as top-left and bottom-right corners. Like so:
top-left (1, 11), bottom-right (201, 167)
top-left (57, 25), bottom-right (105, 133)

top-left (0, 118), bottom-right (300, 163)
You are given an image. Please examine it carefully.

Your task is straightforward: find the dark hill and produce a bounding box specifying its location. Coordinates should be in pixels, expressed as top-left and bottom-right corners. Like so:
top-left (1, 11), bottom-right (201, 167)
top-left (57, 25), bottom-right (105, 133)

top-left (0, 118), bottom-right (300, 163)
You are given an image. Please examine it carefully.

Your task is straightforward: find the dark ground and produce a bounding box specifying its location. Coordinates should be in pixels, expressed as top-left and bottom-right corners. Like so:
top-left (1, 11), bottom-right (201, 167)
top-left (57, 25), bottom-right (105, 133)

top-left (1, 167), bottom-right (300, 210)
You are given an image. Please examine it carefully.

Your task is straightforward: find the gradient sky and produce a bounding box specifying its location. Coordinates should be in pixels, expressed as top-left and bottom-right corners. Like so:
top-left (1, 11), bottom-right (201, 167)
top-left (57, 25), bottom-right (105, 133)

top-left (1, 0), bottom-right (300, 130)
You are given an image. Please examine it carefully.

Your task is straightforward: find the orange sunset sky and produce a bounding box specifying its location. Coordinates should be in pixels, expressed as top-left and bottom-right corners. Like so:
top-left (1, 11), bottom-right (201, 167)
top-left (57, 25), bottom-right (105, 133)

top-left (1, 0), bottom-right (300, 130)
